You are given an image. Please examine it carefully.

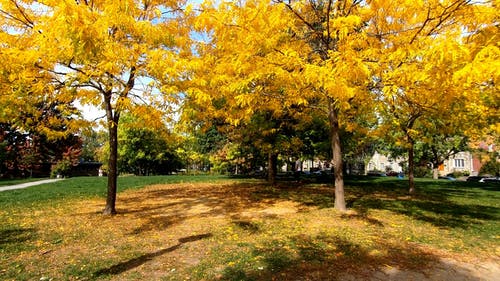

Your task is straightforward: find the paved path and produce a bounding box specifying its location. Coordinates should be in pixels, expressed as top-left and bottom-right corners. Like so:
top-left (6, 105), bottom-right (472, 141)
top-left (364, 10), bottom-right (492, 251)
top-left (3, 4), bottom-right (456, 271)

top-left (0, 179), bottom-right (64, 192)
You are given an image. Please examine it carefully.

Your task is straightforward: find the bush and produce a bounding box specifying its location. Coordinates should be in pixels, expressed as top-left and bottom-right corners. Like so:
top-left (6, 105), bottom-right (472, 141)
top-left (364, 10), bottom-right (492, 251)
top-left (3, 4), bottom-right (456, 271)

top-left (448, 171), bottom-right (470, 178)
top-left (50, 159), bottom-right (72, 178)
top-left (480, 158), bottom-right (500, 176)
top-left (414, 166), bottom-right (431, 178)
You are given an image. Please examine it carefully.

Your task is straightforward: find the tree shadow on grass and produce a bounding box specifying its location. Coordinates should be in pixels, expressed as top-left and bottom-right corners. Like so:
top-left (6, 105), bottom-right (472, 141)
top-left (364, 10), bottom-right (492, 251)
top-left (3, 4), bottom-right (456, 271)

top-left (74, 180), bottom-right (497, 280)
top-left (111, 183), bottom-right (281, 235)
top-left (87, 179), bottom-right (497, 235)
top-left (0, 227), bottom-right (36, 249)
top-left (352, 195), bottom-right (499, 229)
top-left (93, 233), bottom-right (212, 277)
top-left (346, 177), bottom-right (500, 199)
top-left (218, 234), bottom-right (484, 281)
top-left (262, 177), bottom-right (499, 230)
top-left (341, 178), bottom-right (500, 229)
top-left (232, 220), bottom-right (261, 233)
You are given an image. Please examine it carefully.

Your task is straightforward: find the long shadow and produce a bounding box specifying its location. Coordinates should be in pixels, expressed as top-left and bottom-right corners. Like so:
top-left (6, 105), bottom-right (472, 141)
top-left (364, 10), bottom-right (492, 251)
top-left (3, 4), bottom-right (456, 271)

top-left (86, 178), bottom-right (498, 235)
top-left (268, 177), bottom-right (500, 229)
top-left (219, 233), bottom-right (482, 281)
top-left (93, 233), bottom-right (212, 277)
top-left (355, 197), bottom-right (499, 228)
top-left (78, 179), bottom-right (495, 280)
top-left (109, 183), bottom-right (282, 235)
top-left (348, 180), bottom-right (500, 229)
top-left (0, 227), bottom-right (36, 247)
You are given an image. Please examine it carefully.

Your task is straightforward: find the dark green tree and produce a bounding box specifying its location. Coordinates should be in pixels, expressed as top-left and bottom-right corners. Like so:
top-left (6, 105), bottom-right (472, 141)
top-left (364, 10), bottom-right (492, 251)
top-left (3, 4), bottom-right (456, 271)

top-left (117, 114), bottom-right (181, 176)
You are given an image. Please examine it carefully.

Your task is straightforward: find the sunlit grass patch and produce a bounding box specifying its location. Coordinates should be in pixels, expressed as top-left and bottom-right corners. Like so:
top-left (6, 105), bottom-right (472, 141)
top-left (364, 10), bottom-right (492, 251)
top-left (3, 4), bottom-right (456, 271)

top-left (184, 211), bottom-right (441, 281)
top-left (0, 176), bottom-right (498, 280)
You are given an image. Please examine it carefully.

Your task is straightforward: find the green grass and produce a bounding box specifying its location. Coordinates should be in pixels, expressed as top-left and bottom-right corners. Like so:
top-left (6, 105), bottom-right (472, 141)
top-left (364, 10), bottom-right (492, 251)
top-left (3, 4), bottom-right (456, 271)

top-left (0, 176), bottom-right (498, 280)
top-left (347, 177), bottom-right (499, 237)
top-left (0, 174), bottom-right (229, 208)
top-left (352, 178), bottom-right (500, 253)
top-left (238, 176), bottom-right (500, 251)
top-left (176, 178), bottom-right (499, 280)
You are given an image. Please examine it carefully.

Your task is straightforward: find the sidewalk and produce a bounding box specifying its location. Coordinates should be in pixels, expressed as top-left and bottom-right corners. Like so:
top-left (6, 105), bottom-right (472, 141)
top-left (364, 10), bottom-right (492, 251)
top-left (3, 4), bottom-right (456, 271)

top-left (0, 179), bottom-right (64, 192)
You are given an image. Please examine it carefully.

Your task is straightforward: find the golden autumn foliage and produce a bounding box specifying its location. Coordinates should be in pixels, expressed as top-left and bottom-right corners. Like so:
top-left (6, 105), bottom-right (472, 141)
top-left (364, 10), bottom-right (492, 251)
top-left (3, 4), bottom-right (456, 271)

top-left (0, 0), bottom-right (190, 214)
top-left (183, 0), bottom-right (498, 207)
top-left (1, 0), bottom-right (498, 212)
top-left (185, 0), bottom-right (381, 211)
top-left (368, 0), bottom-right (499, 192)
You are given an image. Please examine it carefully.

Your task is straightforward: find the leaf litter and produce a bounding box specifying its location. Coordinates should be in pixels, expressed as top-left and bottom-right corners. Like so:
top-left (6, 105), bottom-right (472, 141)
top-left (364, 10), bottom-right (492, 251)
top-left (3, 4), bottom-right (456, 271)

top-left (0, 180), bottom-right (498, 280)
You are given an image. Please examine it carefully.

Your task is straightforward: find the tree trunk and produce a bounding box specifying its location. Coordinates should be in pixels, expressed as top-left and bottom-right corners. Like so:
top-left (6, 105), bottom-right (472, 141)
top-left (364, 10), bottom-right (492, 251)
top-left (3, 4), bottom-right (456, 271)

top-left (103, 122), bottom-right (118, 215)
top-left (432, 165), bottom-right (439, 180)
top-left (268, 152), bottom-right (277, 185)
top-left (103, 93), bottom-right (119, 215)
top-left (329, 102), bottom-right (347, 212)
top-left (408, 139), bottom-right (416, 195)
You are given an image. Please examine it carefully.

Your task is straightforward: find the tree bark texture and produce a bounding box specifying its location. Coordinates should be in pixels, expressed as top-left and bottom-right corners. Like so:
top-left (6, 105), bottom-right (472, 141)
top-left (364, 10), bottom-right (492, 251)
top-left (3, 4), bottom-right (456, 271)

top-left (268, 152), bottom-right (278, 186)
top-left (408, 138), bottom-right (416, 195)
top-left (329, 102), bottom-right (347, 212)
top-left (103, 93), bottom-right (118, 215)
top-left (432, 166), bottom-right (439, 180)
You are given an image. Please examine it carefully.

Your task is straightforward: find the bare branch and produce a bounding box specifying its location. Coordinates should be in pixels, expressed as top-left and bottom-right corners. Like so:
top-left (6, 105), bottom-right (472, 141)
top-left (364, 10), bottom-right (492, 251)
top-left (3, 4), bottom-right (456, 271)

top-left (409, 6), bottom-right (432, 44)
top-left (11, 0), bottom-right (34, 26)
top-left (0, 8), bottom-right (33, 29)
top-left (325, 0), bottom-right (333, 49)
top-left (278, 1), bottom-right (318, 34)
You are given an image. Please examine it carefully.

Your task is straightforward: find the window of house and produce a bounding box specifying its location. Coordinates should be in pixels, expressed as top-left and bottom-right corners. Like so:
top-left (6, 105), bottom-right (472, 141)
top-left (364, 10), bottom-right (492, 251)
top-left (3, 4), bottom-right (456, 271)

top-left (454, 159), bottom-right (465, 168)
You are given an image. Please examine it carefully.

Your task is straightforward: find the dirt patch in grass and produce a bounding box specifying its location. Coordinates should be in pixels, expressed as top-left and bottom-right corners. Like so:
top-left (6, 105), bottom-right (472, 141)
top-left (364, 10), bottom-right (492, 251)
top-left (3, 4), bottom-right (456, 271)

top-left (0, 180), bottom-right (498, 280)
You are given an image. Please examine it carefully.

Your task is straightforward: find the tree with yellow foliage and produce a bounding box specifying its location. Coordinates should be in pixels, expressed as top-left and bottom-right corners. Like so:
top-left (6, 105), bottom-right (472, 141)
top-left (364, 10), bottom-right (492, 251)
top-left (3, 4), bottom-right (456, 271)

top-left (187, 0), bottom-right (498, 203)
top-left (370, 0), bottom-right (499, 193)
top-left (453, 1), bottom-right (500, 146)
top-left (0, 0), bottom-right (189, 214)
top-left (187, 0), bottom-right (375, 211)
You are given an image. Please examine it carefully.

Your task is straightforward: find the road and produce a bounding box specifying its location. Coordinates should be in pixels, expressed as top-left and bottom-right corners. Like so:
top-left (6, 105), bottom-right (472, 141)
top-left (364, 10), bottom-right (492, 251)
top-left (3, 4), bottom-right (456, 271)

top-left (0, 179), bottom-right (64, 192)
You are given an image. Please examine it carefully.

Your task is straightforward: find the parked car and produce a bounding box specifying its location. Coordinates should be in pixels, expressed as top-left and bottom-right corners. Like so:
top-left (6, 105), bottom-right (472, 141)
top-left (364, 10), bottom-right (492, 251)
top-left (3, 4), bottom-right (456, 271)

top-left (438, 176), bottom-right (456, 181)
top-left (367, 171), bottom-right (386, 177)
top-left (386, 171), bottom-right (400, 176)
top-left (479, 177), bottom-right (500, 184)
top-left (466, 176), bottom-right (485, 182)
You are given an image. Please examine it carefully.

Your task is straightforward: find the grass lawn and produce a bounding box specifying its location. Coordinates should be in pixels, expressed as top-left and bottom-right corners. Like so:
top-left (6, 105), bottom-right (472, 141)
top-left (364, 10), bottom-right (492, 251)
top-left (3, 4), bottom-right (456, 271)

top-left (0, 175), bottom-right (498, 280)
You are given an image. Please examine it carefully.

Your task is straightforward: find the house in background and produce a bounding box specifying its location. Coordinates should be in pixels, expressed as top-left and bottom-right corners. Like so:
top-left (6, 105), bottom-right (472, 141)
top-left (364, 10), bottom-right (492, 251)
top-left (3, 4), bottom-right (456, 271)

top-left (439, 151), bottom-right (478, 176)
top-left (365, 149), bottom-right (489, 177)
top-left (365, 150), bottom-right (481, 176)
top-left (365, 151), bottom-right (404, 174)
top-left (282, 142), bottom-right (495, 177)
top-left (440, 143), bottom-right (497, 176)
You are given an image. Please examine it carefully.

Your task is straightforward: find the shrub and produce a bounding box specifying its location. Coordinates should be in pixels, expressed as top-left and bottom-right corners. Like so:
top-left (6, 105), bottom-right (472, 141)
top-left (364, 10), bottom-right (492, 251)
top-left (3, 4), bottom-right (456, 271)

top-left (480, 158), bottom-right (500, 176)
top-left (448, 171), bottom-right (470, 178)
top-left (50, 159), bottom-right (72, 178)
top-left (414, 166), bottom-right (431, 178)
